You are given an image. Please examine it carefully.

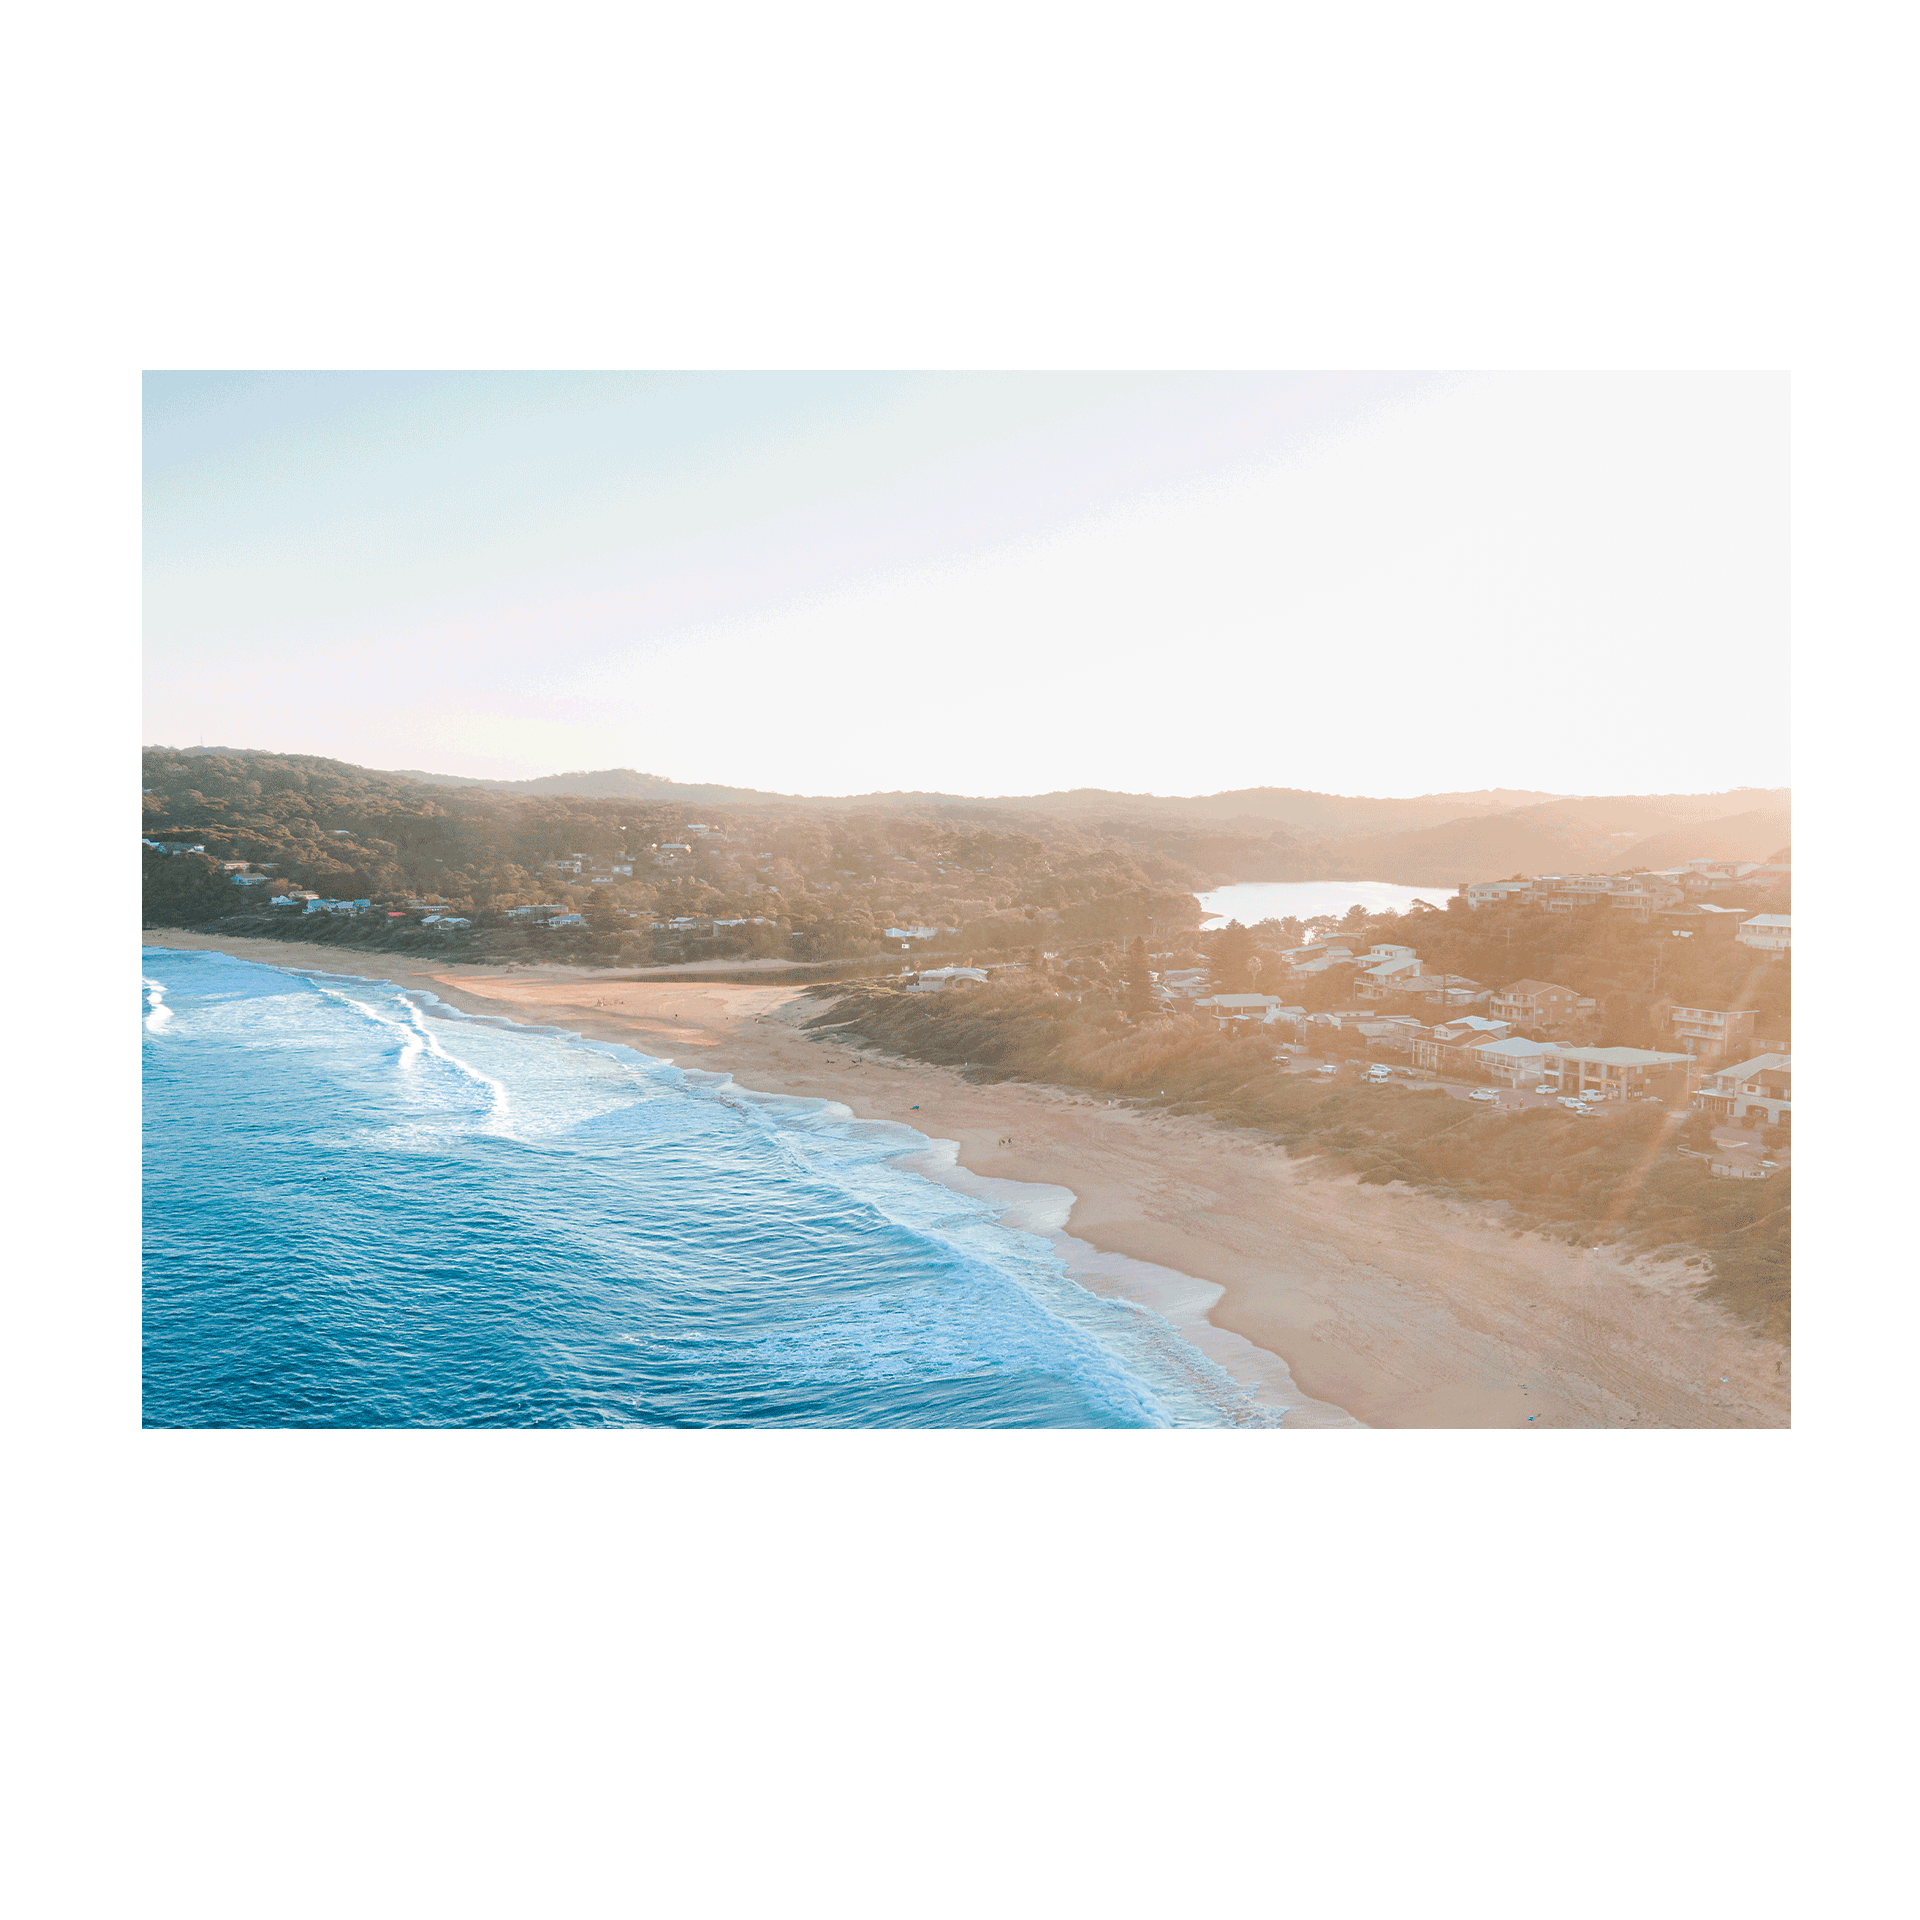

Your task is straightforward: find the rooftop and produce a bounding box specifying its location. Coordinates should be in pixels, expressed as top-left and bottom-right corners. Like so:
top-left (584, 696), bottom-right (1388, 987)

top-left (1545, 1046), bottom-right (1693, 1067)
top-left (1711, 1053), bottom-right (1792, 1080)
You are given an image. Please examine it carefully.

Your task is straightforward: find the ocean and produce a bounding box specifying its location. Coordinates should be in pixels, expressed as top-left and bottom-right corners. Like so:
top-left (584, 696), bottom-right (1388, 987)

top-left (142, 948), bottom-right (1297, 1428)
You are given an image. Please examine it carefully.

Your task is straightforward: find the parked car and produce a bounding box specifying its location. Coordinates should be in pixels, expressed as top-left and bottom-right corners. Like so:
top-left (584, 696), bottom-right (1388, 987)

top-left (1470, 1089), bottom-right (1500, 1102)
top-left (1559, 1097), bottom-right (1587, 1110)
top-left (1565, 1103), bottom-right (1593, 1115)
top-left (1316, 1064), bottom-right (1337, 1075)
top-left (1534, 1085), bottom-right (1556, 1095)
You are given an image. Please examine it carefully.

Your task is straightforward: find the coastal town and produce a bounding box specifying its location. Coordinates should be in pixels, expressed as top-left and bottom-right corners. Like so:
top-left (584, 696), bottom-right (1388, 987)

top-left (142, 750), bottom-right (1789, 1170)
top-left (142, 746), bottom-right (1790, 1342)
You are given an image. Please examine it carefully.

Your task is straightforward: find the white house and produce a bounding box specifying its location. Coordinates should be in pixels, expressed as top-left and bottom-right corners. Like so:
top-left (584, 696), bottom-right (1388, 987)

top-left (908, 967), bottom-right (988, 992)
top-left (1193, 993), bottom-right (1283, 1024)
top-left (1465, 880), bottom-right (1530, 910)
top-left (1736, 914), bottom-right (1791, 954)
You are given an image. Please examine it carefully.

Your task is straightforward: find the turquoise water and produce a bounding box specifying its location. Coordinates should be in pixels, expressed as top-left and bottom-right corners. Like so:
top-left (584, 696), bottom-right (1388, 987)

top-left (142, 949), bottom-right (1274, 1428)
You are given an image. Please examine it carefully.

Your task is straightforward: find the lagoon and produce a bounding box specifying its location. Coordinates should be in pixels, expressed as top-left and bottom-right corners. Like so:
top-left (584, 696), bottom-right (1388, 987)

top-left (1195, 880), bottom-right (1451, 927)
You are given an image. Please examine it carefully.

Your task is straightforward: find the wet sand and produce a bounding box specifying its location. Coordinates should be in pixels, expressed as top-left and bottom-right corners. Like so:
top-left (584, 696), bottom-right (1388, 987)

top-left (142, 933), bottom-right (1791, 1427)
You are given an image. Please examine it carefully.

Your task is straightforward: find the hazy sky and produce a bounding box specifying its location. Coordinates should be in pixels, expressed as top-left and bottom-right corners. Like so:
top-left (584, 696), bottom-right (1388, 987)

top-left (144, 372), bottom-right (1787, 797)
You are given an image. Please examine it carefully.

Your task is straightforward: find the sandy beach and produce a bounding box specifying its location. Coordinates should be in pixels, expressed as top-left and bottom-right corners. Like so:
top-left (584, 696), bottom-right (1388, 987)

top-left (143, 932), bottom-right (1791, 1428)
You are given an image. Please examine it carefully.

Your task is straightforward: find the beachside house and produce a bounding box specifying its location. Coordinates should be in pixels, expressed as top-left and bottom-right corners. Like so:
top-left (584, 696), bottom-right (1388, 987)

top-left (1673, 860), bottom-right (1759, 893)
top-left (1399, 973), bottom-right (1486, 1007)
top-left (1356, 952), bottom-right (1425, 998)
top-left (1523, 873), bottom-right (1683, 918)
top-left (1357, 1015), bottom-right (1424, 1053)
top-left (1692, 1053), bottom-right (1791, 1126)
top-left (1654, 904), bottom-right (1747, 940)
top-left (1282, 944), bottom-right (1356, 978)
top-left (908, 967), bottom-right (989, 993)
top-left (1410, 1016), bottom-right (1511, 1076)
top-left (1192, 993), bottom-right (1284, 1026)
top-left (1736, 914), bottom-right (1791, 954)
top-left (1464, 880), bottom-right (1530, 910)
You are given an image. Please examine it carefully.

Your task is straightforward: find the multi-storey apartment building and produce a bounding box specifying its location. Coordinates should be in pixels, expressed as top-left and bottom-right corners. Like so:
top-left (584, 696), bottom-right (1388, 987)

top-left (1665, 1005), bottom-right (1758, 1060)
top-left (1474, 1036), bottom-right (1555, 1087)
top-left (1539, 1046), bottom-right (1694, 1103)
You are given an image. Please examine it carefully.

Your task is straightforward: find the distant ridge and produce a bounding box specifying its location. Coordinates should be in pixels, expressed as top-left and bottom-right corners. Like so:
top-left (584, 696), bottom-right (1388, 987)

top-left (380, 765), bottom-right (1575, 832)
top-left (144, 745), bottom-right (1789, 885)
top-left (377, 763), bottom-right (1786, 848)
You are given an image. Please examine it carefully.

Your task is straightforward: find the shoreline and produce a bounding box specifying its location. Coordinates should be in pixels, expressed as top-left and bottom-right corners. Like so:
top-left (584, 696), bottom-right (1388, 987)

top-left (142, 931), bottom-right (1790, 1428)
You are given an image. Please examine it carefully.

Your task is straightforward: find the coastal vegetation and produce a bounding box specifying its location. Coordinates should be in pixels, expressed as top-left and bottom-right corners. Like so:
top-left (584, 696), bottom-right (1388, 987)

top-left (804, 976), bottom-right (1790, 1342)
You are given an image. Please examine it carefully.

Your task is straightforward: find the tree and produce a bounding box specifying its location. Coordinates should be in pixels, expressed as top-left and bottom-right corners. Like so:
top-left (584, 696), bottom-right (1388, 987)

top-left (1208, 920), bottom-right (1256, 993)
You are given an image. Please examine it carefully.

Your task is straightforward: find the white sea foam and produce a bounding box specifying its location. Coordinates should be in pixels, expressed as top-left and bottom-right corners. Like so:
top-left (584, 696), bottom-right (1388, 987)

top-left (142, 976), bottom-right (173, 1033)
top-left (312, 981), bottom-right (512, 1131)
top-left (149, 950), bottom-right (1352, 1427)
